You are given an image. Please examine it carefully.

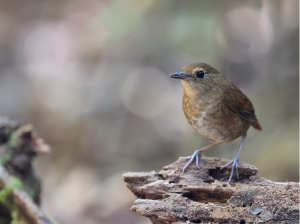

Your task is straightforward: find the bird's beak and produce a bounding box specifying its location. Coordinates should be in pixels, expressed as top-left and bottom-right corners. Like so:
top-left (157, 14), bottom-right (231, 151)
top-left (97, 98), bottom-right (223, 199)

top-left (169, 72), bottom-right (187, 79)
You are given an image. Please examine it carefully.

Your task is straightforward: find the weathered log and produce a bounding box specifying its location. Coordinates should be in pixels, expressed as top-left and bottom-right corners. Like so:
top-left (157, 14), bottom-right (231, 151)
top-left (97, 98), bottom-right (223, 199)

top-left (123, 157), bottom-right (299, 224)
top-left (0, 117), bottom-right (53, 224)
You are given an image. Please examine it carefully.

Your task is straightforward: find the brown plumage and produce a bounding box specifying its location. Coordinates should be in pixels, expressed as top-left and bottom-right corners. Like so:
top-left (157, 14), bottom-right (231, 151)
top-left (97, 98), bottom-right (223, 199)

top-left (169, 62), bottom-right (261, 182)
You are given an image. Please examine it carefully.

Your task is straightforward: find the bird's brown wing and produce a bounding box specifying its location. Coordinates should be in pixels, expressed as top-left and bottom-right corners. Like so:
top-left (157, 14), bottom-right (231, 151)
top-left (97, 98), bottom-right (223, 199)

top-left (224, 83), bottom-right (262, 130)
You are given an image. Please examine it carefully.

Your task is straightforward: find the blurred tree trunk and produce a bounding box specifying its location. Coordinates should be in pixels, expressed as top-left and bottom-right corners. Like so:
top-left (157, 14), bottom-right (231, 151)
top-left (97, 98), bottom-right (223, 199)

top-left (0, 117), bottom-right (52, 224)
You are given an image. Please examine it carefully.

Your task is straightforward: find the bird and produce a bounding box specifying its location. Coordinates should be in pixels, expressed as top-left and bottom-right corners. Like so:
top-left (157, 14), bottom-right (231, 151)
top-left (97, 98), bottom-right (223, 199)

top-left (169, 62), bottom-right (261, 183)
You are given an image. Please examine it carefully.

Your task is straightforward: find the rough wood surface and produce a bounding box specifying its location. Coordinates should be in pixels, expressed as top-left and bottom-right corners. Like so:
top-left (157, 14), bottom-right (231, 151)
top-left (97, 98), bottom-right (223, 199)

top-left (123, 157), bottom-right (299, 224)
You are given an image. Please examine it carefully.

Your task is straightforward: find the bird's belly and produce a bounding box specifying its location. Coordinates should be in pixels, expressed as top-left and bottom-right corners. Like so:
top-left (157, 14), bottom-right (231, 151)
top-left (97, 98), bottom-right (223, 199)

top-left (185, 108), bottom-right (250, 143)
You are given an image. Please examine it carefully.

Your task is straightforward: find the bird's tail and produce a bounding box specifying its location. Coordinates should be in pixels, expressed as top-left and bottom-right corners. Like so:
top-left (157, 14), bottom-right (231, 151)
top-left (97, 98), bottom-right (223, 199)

top-left (252, 120), bottom-right (262, 130)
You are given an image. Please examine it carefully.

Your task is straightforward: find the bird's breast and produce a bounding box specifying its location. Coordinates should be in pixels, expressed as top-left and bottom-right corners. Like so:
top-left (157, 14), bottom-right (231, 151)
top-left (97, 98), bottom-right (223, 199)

top-left (182, 96), bottom-right (250, 143)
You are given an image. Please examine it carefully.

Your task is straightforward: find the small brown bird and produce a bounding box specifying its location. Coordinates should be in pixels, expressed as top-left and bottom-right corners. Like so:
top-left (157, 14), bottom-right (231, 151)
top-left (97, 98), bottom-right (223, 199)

top-left (169, 62), bottom-right (261, 182)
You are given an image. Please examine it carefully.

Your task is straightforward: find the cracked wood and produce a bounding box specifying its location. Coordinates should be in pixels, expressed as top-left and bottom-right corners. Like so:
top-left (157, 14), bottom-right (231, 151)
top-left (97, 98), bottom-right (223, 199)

top-left (123, 157), bottom-right (299, 224)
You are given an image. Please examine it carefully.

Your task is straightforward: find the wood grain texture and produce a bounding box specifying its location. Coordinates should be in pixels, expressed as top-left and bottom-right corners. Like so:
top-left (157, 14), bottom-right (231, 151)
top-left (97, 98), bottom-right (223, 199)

top-left (124, 157), bottom-right (299, 224)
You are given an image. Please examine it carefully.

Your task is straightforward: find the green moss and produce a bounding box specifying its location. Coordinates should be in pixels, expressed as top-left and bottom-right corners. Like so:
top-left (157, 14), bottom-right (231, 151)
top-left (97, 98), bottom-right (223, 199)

top-left (28, 181), bottom-right (40, 201)
top-left (6, 133), bottom-right (17, 148)
top-left (11, 209), bottom-right (23, 224)
top-left (1, 154), bottom-right (12, 165)
top-left (0, 177), bottom-right (24, 224)
top-left (28, 190), bottom-right (35, 200)
top-left (9, 178), bottom-right (23, 190)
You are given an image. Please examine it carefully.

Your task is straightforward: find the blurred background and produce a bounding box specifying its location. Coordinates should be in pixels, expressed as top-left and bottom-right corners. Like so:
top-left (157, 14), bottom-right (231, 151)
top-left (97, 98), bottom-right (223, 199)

top-left (0, 0), bottom-right (298, 223)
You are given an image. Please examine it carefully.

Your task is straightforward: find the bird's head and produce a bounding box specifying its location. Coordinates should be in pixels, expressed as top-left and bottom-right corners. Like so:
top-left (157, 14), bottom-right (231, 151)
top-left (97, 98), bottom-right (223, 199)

top-left (169, 62), bottom-right (228, 97)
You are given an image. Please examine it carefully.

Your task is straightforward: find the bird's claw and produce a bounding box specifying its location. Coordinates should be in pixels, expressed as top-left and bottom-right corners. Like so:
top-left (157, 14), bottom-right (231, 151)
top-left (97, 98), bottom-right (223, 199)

top-left (221, 156), bottom-right (239, 183)
top-left (181, 150), bottom-right (201, 174)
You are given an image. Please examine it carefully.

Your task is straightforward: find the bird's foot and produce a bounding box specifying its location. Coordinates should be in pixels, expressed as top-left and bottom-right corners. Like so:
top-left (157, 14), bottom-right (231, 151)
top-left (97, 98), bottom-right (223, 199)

top-left (221, 155), bottom-right (239, 183)
top-left (179, 150), bottom-right (201, 174)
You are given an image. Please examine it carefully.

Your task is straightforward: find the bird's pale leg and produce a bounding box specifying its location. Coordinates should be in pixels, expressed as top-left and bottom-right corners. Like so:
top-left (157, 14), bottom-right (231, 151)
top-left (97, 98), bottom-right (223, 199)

top-left (180, 142), bottom-right (221, 173)
top-left (221, 135), bottom-right (246, 183)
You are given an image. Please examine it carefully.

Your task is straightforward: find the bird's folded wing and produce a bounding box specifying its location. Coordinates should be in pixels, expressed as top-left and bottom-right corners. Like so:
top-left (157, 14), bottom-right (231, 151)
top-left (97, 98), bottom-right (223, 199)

top-left (224, 84), bottom-right (258, 123)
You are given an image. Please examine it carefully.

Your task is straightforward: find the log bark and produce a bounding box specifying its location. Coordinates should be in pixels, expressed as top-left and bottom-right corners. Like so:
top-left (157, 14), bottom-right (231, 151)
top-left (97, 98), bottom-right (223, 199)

top-left (123, 157), bottom-right (299, 224)
top-left (0, 117), bottom-right (53, 224)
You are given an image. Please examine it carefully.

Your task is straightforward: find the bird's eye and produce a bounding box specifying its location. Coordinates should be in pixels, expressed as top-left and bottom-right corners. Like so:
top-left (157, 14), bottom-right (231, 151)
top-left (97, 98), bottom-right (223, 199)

top-left (196, 70), bottom-right (205, 78)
